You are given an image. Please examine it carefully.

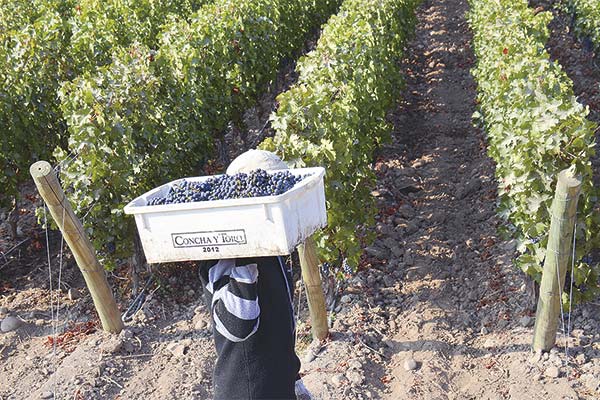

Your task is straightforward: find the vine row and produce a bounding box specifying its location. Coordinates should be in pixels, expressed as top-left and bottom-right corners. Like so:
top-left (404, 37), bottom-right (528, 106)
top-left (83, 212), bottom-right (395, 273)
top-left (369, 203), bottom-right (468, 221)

top-left (468, 0), bottom-right (600, 301)
top-left (260, 0), bottom-right (420, 270)
top-left (564, 0), bottom-right (600, 52)
top-left (57, 0), bottom-right (341, 267)
top-left (0, 0), bottom-right (201, 210)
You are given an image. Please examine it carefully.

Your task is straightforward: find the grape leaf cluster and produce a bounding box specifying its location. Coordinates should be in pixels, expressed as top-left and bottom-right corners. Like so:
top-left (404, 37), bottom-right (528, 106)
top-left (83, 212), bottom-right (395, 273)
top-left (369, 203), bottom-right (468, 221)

top-left (260, 0), bottom-right (418, 271)
top-left (147, 169), bottom-right (305, 205)
top-left (469, 0), bottom-right (599, 302)
top-left (565, 0), bottom-right (600, 53)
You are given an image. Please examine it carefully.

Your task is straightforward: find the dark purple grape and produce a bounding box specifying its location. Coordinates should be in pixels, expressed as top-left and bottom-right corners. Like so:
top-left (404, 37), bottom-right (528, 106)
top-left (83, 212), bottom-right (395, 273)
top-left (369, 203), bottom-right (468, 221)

top-left (147, 169), bottom-right (306, 205)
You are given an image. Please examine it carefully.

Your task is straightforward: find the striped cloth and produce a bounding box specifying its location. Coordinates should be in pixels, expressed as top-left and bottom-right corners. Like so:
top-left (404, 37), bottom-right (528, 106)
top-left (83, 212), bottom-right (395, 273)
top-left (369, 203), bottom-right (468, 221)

top-left (205, 259), bottom-right (262, 342)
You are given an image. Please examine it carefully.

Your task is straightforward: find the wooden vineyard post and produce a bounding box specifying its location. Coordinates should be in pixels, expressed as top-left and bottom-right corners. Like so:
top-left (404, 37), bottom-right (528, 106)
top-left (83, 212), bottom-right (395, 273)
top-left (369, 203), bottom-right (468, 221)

top-left (532, 169), bottom-right (581, 352)
top-left (30, 161), bottom-right (124, 334)
top-left (297, 236), bottom-right (329, 341)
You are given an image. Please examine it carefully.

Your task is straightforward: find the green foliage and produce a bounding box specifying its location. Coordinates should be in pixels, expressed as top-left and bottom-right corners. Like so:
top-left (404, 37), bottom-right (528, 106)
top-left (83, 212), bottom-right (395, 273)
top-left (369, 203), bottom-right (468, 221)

top-left (57, 45), bottom-right (165, 265)
top-left (68, 0), bottom-right (205, 73)
top-left (564, 0), bottom-right (600, 51)
top-left (469, 0), bottom-right (600, 301)
top-left (0, 0), bottom-right (75, 206)
top-left (260, 0), bottom-right (420, 269)
top-left (58, 0), bottom-right (341, 268)
top-left (0, 0), bottom-right (201, 208)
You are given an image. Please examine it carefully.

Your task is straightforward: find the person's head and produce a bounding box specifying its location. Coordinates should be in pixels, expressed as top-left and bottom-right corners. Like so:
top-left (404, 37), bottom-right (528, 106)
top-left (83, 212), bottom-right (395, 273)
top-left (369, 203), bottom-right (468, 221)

top-left (226, 150), bottom-right (288, 174)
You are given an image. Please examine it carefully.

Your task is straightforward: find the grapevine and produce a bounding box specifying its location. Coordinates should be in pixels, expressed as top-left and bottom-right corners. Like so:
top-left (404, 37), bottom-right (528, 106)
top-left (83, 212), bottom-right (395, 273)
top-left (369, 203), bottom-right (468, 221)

top-left (56, 0), bottom-right (342, 268)
top-left (564, 0), bottom-right (600, 52)
top-left (469, 0), bottom-right (600, 301)
top-left (261, 0), bottom-right (420, 271)
top-left (0, 0), bottom-right (201, 210)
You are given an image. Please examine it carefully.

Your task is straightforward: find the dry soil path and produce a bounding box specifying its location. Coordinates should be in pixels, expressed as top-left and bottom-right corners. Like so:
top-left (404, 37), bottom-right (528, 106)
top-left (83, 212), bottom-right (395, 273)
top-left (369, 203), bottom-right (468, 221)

top-left (378, 0), bottom-right (599, 398)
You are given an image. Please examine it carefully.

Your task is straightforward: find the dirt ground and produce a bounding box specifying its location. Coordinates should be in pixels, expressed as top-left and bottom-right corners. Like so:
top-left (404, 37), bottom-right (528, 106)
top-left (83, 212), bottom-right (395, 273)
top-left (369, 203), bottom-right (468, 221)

top-left (1, 0), bottom-right (600, 399)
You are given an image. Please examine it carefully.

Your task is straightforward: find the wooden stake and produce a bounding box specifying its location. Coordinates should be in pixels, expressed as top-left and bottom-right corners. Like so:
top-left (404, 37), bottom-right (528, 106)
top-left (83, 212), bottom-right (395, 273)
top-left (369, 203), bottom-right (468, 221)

top-left (30, 161), bottom-right (124, 333)
top-left (7, 196), bottom-right (19, 240)
top-left (297, 236), bottom-right (329, 341)
top-left (532, 169), bottom-right (581, 352)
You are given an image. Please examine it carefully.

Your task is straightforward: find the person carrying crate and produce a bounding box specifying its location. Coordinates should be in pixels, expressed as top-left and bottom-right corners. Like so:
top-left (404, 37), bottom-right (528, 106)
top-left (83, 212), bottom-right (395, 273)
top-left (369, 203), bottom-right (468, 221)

top-left (198, 150), bottom-right (313, 400)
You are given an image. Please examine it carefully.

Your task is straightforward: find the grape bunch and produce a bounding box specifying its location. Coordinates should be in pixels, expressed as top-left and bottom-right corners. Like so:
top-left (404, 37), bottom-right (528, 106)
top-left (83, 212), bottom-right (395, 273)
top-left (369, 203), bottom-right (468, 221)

top-left (147, 169), bottom-right (305, 205)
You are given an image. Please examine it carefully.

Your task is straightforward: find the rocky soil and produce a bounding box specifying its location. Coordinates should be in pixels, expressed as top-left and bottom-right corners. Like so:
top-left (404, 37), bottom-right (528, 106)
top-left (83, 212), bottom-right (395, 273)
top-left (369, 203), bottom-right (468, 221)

top-left (1, 0), bottom-right (599, 399)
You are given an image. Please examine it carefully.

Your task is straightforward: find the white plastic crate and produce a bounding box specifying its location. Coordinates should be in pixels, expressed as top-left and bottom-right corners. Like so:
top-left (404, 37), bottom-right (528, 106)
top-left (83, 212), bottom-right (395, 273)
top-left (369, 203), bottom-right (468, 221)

top-left (123, 167), bottom-right (326, 263)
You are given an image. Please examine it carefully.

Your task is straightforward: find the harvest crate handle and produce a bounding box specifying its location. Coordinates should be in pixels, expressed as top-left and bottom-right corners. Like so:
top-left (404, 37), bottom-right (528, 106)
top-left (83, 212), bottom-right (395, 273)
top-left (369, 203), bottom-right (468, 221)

top-left (30, 161), bottom-right (124, 333)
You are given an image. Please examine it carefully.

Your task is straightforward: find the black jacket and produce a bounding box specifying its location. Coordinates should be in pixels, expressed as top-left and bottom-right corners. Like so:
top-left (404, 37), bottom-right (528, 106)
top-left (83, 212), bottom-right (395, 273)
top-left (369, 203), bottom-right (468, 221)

top-left (199, 256), bottom-right (301, 399)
